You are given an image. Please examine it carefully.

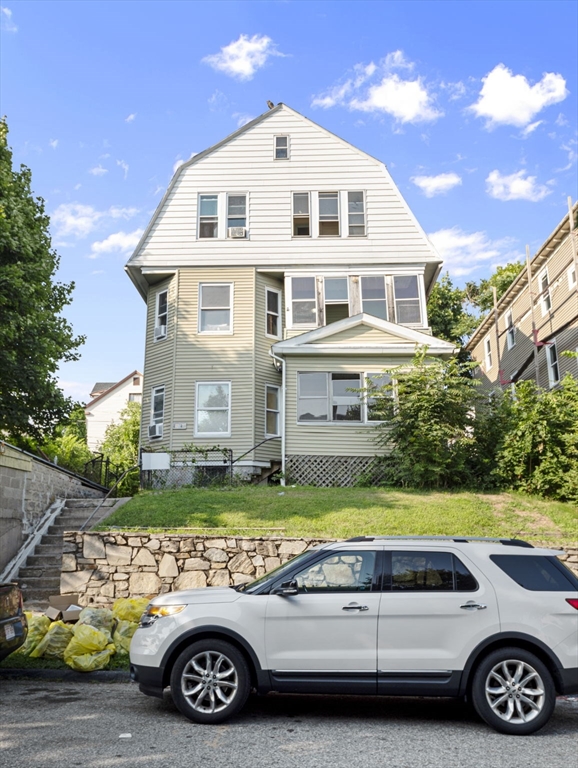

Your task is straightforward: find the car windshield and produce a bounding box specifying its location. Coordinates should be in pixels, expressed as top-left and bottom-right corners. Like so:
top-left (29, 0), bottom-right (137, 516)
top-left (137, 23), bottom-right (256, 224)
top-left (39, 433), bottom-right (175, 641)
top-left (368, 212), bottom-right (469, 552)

top-left (235, 550), bottom-right (315, 594)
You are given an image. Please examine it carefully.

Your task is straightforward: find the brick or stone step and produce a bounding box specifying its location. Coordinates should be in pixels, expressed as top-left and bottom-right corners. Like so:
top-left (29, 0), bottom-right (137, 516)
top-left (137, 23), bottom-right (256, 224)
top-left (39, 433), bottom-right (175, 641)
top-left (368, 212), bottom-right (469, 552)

top-left (19, 566), bottom-right (60, 579)
top-left (22, 587), bottom-right (60, 603)
top-left (64, 498), bottom-right (115, 509)
top-left (26, 554), bottom-right (62, 567)
top-left (35, 544), bottom-right (64, 556)
top-left (18, 576), bottom-right (61, 591)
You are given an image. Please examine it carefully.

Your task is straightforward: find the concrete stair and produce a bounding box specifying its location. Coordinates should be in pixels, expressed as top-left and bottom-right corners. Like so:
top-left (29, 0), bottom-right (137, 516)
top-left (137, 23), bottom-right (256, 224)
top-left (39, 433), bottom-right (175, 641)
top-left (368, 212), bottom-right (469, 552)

top-left (16, 498), bottom-right (128, 605)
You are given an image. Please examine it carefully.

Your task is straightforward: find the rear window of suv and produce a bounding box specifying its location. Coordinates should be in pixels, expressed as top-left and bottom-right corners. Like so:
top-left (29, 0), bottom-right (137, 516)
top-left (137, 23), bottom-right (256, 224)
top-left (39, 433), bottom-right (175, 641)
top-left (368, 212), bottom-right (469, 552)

top-left (490, 555), bottom-right (578, 591)
top-left (386, 551), bottom-right (478, 592)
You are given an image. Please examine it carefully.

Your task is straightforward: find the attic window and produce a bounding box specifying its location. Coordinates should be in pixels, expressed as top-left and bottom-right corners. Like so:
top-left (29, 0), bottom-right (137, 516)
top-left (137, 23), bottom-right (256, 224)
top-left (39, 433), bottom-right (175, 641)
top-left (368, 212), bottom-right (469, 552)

top-left (274, 136), bottom-right (289, 160)
top-left (133, 376), bottom-right (140, 386)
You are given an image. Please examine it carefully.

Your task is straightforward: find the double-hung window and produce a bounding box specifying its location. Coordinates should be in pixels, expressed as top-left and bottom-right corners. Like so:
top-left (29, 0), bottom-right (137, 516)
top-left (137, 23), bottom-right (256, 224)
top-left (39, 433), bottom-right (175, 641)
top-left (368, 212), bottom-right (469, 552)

top-left (155, 290), bottom-right (168, 340)
top-left (199, 284), bottom-right (232, 333)
top-left (149, 386), bottom-right (165, 439)
top-left (568, 264), bottom-right (577, 289)
top-left (546, 341), bottom-right (559, 388)
top-left (274, 136), bottom-right (289, 159)
top-left (266, 288), bottom-right (281, 338)
top-left (292, 193), bottom-right (310, 236)
top-left (199, 194), bottom-right (219, 238)
top-left (195, 382), bottom-right (231, 436)
top-left (484, 336), bottom-right (493, 370)
top-left (318, 192), bottom-right (340, 236)
top-left (393, 275), bottom-right (422, 325)
top-left (539, 269), bottom-right (551, 315)
top-left (266, 385), bottom-right (281, 436)
top-left (291, 277), bottom-right (317, 326)
top-left (361, 276), bottom-right (387, 320)
top-left (324, 277), bottom-right (349, 324)
top-left (505, 310), bottom-right (516, 349)
top-left (297, 372), bottom-right (361, 423)
top-left (365, 373), bottom-right (392, 421)
top-left (227, 194), bottom-right (246, 233)
top-left (348, 191), bottom-right (366, 236)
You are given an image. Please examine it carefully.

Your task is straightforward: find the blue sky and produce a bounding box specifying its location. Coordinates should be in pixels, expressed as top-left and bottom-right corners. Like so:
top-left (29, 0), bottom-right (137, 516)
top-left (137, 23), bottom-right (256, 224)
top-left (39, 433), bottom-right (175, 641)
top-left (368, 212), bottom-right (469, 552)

top-left (1, 1), bottom-right (577, 403)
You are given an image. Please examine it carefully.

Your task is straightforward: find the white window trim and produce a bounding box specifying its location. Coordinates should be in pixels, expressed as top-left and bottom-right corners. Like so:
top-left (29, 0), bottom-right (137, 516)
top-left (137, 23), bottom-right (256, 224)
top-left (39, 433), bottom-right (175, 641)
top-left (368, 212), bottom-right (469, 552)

top-left (291, 191), bottom-right (311, 238)
top-left (198, 282), bottom-right (234, 335)
top-left (226, 192), bottom-right (248, 236)
top-left (360, 274), bottom-right (388, 321)
top-left (197, 193), bottom-right (220, 240)
top-left (505, 310), bottom-right (516, 350)
top-left (393, 274), bottom-right (425, 327)
top-left (296, 371), bottom-right (370, 426)
top-left (546, 339), bottom-right (560, 388)
top-left (323, 275), bottom-right (351, 318)
top-left (194, 381), bottom-right (232, 438)
top-left (484, 335), bottom-right (493, 370)
top-left (273, 135), bottom-right (290, 160)
top-left (538, 268), bottom-right (551, 317)
top-left (154, 289), bottom-right (168, 341)
top-left (265, 287), bottom-right (282, 340)
top-left (318, 191), bottom-right (341, 237)
top-left (347, 190), bottom-right (367, 238)
top-left (286, 275), bottom-right (318, 330)
top-left (150, 385), bottom-right (165, 439)
top-left (265, 384), bottom-right (281, 437)
top-left (568, 263), bottom-right (577, 289)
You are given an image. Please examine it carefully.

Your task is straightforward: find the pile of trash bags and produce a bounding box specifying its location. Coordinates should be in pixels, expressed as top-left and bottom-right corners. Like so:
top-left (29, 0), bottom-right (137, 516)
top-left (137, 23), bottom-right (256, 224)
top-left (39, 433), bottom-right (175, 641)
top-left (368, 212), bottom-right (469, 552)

top-left (14, 597), bottom-right (149, 672)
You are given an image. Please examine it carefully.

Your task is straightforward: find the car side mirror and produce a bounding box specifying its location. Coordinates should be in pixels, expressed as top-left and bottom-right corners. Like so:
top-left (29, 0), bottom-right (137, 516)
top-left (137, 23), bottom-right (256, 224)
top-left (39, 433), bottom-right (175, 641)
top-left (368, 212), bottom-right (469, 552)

top-left (272, 579), bottom-right (298, 596)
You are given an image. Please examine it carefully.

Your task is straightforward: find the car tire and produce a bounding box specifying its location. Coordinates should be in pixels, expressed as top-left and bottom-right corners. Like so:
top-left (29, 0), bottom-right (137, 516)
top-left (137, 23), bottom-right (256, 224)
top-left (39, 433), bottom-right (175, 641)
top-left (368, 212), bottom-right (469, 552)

top-left (170, 639), bottom-right (251, 724)
top-left (471, 647), bottom-right (556, 735)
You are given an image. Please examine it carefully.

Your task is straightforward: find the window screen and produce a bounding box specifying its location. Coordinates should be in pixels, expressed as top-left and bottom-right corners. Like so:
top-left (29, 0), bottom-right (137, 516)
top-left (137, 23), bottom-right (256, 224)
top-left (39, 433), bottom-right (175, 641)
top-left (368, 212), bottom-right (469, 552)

top-left (490, 555), bottom-right (578, 591)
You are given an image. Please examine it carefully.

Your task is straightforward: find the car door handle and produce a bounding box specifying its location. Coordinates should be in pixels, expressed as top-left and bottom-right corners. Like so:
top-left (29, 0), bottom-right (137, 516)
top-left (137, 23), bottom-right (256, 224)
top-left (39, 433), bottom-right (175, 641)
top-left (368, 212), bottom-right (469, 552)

top-left (460, 602), bottom-right (487, 610)
top-left (342, 604), bottom-right (369, 612)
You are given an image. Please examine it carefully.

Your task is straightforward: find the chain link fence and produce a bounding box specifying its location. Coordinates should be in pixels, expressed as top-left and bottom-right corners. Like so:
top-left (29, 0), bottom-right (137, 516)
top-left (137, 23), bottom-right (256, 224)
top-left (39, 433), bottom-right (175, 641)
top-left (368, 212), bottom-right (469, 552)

top-left (140, 449), bottom-right (234, 490)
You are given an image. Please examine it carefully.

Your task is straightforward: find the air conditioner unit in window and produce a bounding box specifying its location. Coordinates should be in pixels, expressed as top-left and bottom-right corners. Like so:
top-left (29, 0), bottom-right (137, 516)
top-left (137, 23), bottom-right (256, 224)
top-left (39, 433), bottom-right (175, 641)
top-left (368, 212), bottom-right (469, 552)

top-left (148, 424), bottom-right (163, 439)
top-left (154, 325), bottom-right (167, 340)
top-left (228, 227), bottom-right (246, 239)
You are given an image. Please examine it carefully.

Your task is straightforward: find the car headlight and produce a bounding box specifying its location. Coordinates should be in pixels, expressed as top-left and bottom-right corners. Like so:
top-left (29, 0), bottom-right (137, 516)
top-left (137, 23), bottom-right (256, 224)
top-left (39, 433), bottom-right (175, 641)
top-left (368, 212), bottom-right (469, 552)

top-left (139, 604), bottom-right (186, 627)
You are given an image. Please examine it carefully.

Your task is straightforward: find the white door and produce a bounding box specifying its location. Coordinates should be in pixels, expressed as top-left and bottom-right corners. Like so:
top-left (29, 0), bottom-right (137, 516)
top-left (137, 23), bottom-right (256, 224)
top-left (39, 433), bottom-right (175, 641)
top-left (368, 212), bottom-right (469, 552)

top-left (378, 548), bottom-right (499, 673)
top-left (265, 550), bottom-right (381, 673)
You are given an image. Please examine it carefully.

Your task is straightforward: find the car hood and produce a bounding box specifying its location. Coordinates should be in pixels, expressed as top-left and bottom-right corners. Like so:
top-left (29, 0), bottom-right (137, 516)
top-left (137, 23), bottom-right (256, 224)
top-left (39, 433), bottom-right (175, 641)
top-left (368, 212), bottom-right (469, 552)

top-left (150, 587), bottom-right (242, 606)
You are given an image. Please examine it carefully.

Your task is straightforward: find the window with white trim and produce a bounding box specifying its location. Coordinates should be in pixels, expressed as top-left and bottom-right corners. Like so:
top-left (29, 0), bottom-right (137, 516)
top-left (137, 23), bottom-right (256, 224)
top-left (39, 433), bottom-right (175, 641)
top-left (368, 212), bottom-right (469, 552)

top-left (393, 275), bottom-right (422, 325)
top-left (568, 264), bottom-right (577, 289)
top-left (195, 382), bottom-right (231, 436)
top-left (128, 393), bottom-right (142, 403)
top-left (539, 269), bottom-right (551, 315)
top-left (154, 290), bottom-right (168, 341)
top-left (199, 194), bottom-right (219, 238)
top-left (149, 386), bottom-right (165, 439)
top-left (133, 376), bottom-right (140, 386)
top-left (297, 372), bottom-right (361, 423)
top-left (361, 276), bottom-right (387, 320)
top-left (484, 336), bottom-right (493, 370)
top-left (324, 277), bottom-right (349, 324)
top-left (199, 284), bottom-right (232, 333)
top-left (292, 193), bottom-right (310, 236)
top-left (227, 194), bottom-right (246, 232)
top-left (505, 310), bottom-right (516, 350)
top-left (266, 288), bottom-right (281, 338)
top-left (266, 385), bottom-right (281, 436)
top-left (291, 276), bottom-right (317, 326)
top-left (318, 192), bottom-right (340, 236)
top-left (365, 373), bottom-right (392, 422)
top-left (348, 191), bottom-right (366, 236)
top-left (274, 135), bottom-right (289, 159)
top-left (546, 341), bottom-right (559, 388)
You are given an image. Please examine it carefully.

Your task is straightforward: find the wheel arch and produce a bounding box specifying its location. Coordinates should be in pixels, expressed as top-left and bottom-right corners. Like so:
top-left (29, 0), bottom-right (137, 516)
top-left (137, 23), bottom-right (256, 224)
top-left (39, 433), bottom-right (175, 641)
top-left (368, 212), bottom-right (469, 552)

top-left (460, 633), bottom-right (565, 696)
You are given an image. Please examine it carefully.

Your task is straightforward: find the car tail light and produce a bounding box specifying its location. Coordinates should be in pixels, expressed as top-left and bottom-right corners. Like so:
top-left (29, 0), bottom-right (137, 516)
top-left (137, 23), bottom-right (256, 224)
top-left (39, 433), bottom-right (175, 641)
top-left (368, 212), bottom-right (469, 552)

top-left (566, 598), bottom-right (578, 610)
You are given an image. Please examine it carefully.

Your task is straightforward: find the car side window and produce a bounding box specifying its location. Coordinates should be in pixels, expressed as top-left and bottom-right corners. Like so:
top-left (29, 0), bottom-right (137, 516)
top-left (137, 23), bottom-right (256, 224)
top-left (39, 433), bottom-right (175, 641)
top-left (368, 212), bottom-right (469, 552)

top-left (387, 551), bottom-right (478, 592)
top-left (294, 551), bottom-right (376, 593)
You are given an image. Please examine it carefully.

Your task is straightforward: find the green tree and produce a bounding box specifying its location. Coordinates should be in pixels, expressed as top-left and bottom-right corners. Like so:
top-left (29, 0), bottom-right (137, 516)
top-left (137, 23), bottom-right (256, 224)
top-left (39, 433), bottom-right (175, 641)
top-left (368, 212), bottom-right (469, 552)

top-left (466, 262), bottom-right (524, 312)
top-left (100, 401), bottom-right (141, 494)
top-left (427, 273), bottom-right (478, 346)
top-left (0, 118), bottom-right (84, 440)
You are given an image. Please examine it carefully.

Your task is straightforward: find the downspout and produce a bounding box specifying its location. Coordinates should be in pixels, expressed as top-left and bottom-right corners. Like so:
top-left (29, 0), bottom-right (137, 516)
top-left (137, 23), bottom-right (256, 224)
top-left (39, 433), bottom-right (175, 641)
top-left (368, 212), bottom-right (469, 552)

top-left (269, 349), bottom-right (286, 486)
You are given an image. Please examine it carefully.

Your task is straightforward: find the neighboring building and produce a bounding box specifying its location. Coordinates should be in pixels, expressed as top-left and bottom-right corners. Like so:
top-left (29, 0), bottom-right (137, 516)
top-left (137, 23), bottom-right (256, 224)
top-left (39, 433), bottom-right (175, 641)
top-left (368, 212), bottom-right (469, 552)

top-left (85, 371), bottom-right (143, 451)
top-left (467, 203), bottom-right (578, 390)
top-left (125, 103), bottom-right (456, 485)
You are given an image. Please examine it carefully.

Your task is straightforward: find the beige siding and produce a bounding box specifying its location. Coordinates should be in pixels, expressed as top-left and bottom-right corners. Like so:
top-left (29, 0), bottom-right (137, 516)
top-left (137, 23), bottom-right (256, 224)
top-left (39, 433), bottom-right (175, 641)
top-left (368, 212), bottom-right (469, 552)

top-left (284, 355), bottom-right (405, 457)
top-left (310, 325), bottom-right (401, 345)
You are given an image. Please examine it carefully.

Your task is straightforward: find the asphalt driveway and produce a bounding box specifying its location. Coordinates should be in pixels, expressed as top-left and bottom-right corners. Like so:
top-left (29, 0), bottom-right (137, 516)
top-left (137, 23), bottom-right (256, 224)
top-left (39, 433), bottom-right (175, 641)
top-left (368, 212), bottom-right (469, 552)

top-left (1, 680), bottom-right (576, 768)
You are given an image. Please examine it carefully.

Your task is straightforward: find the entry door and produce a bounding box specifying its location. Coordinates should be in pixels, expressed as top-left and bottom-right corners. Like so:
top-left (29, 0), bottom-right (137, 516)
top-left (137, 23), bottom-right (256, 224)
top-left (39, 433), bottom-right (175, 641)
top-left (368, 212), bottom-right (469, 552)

top-left (265, 550), bottom-right (381, 677)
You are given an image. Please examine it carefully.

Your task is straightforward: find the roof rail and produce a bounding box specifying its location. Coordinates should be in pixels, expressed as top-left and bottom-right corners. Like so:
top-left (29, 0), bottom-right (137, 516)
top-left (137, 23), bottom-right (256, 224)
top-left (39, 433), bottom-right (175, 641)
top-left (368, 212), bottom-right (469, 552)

top-left (345, 536), bottom-right (534, 548)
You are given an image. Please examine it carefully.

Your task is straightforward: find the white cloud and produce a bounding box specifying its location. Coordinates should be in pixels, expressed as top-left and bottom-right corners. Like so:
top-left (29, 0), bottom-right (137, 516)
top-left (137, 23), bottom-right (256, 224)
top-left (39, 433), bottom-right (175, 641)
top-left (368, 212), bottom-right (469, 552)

top-left (469, 64), bottom-right (568, 129)
top-left (172, 152), bottom-right (197, 174)
top-left (555, 113), bottom-right (569, 127)
top-left (88, 164), bottom-right (108, 176)
top-left (202, 34), bottom-right (283, 81)
top-left (1, 6), bottom-right (17, 32)
top-left (51, 203), bottom-right (139, 240)
top-left (49, 138), bottom-right (58, 149)
top-left (232, 112), bottom-right (255, 128)
top-left (73, 183), bottom-right (82, 190)
top-left (89, 229), bottom-right (144, 259)
top-left (208, 90), bottom-right (228, 110)
top-left (557, 139), bottom-right (578, 172)
top-left (91, 270), bottom-right (105, 275)
top-left (125, 113), bottom-right (136, 123)
top-left (312, 52), bottom-right (442, 124)
top-left (117, 159), bottom-right (129, 179)
top-left (57, 379), bottom-right (91, 401)
top-left (520, 120), bottom-right (542, 138)
top-left (486, 169), bottom-right (552, 202)
top-left (428, 227), bottom-right (520, 277)
top-left (411, 172), bottom-right (462, 197)
top-left (441, 81), bottom-right (466, 101)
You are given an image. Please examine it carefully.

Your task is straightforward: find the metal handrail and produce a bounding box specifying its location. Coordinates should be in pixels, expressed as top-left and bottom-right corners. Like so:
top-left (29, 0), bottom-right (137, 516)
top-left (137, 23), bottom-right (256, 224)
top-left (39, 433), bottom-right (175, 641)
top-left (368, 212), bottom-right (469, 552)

top-left (232, 436), bottom-right (280, 465)
top-left (79, 465), bottom-right (139, 531)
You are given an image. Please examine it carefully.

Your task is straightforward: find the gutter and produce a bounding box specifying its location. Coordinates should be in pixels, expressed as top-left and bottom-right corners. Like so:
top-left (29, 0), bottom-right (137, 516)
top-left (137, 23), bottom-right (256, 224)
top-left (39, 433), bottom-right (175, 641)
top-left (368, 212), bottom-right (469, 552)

top-left (269, 349), bottom-right (286, 486)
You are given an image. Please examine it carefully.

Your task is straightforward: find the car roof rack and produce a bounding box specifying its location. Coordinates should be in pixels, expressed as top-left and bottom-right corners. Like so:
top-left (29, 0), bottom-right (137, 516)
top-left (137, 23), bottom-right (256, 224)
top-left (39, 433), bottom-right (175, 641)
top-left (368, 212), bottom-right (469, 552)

top-left (345, 536), bottom-right (534, 548)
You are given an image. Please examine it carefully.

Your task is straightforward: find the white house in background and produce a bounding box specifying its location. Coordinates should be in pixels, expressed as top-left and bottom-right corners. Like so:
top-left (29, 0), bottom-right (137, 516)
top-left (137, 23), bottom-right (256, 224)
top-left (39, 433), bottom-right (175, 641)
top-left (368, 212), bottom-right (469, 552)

top-left (85, 371), bottom-right (143, 451)
top-left (125, 103), bottom-right (456, 486)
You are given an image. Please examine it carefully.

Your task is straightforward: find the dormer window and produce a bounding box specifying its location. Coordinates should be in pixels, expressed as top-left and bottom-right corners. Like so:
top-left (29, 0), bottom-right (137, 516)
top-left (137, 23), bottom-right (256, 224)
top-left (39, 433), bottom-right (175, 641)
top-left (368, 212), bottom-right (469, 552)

top-left (274, 136), bottom-right (289, 159)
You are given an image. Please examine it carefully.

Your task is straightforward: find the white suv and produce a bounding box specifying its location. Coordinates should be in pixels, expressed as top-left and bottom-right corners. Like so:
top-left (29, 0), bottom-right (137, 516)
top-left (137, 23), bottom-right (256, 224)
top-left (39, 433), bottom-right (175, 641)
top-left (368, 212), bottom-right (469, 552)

top-left (130, 537), bottom-right (578, 735)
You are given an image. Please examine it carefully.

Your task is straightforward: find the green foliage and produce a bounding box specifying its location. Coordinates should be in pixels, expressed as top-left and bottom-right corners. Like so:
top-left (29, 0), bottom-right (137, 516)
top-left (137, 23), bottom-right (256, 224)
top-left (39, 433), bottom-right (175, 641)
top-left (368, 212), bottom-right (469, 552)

top-left (0, 118), bottom-right (84, 440)
top-left (466, 262), bottom-right (524, 312)
top-left (40, 432), bottom-right (93, 475)
top-left (100, 401), bottom-right (141, 494)
top-left (495, 375), bottom-right (578, 502)
top-left (427, 273), bottom-right (478, 346)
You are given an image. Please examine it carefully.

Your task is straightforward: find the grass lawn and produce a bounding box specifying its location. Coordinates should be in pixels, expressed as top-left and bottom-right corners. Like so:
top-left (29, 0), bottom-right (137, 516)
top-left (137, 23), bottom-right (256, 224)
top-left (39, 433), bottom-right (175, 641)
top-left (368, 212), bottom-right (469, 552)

top-left (95, 486), bottom-right (577, 546)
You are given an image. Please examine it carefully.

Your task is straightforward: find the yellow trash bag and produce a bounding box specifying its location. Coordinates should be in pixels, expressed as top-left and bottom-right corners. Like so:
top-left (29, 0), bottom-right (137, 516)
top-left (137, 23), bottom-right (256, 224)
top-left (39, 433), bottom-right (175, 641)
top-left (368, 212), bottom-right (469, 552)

top-left (15, 613), bottom-right (50, 656)
top-left (30, 620), bottom-right (74, 659)
top-left (112, 597), bottom-right (149, 623)
top-left (77, 606), bottom-right (114, 633)
top-left (63, 623), bottom-right (115, 672)
top-left (112, 619), bottom-right (138, 654)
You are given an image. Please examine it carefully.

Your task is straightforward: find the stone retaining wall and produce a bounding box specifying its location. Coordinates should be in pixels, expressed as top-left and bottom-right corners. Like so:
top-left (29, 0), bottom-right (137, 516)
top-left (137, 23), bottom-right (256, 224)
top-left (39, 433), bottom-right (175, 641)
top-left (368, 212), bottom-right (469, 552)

top-left (61, 532), bottom-right (578, 605)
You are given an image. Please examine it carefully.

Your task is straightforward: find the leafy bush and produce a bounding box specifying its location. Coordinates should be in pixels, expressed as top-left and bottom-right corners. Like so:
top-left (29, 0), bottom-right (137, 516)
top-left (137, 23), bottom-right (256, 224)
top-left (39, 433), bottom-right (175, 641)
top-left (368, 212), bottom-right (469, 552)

top-left (100, 401), bottom-right (141, 495)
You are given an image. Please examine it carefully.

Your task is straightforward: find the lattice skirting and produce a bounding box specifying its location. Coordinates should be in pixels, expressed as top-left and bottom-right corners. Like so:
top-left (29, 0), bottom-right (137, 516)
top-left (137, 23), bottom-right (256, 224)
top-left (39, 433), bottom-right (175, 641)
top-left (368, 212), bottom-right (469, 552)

top-left (285, 455), bottom-right (387, 487)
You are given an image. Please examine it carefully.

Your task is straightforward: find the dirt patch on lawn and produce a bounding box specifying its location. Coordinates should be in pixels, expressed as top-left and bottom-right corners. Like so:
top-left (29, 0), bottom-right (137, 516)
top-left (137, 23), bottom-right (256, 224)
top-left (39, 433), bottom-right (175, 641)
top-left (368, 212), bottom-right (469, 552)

top-left (481, 494), bottom-right (563, 535)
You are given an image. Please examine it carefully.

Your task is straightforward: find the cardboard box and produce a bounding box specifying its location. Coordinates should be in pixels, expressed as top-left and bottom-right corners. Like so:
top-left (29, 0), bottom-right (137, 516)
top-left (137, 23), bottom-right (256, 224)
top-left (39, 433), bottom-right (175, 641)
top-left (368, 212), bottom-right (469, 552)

top-left (45, 594), bottom-right (82, 623)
